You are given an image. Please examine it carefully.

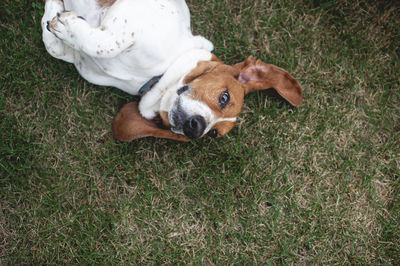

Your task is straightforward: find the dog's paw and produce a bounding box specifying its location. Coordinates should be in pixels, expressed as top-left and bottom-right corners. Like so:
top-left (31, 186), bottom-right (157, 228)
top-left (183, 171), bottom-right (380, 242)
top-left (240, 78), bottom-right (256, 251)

top-left (42, 0), bottom-right (64, 34)
top-left (42, 0), bottom-right (65, 21)
top-left (48, 11), bottom-right (85, 48)
top-left (139, 108), bottom-right (158, 120)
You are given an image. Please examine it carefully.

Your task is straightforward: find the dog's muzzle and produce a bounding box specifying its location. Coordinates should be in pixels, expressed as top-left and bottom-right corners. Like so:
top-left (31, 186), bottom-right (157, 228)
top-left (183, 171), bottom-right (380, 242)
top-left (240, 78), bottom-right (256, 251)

top-left (170, 94), bottom-right (207, 139)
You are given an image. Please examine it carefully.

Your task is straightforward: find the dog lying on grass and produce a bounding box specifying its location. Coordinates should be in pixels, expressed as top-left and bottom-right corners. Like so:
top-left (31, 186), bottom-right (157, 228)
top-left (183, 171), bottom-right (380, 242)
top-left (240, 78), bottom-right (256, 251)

top-left (42, 0), bottom-right (303, 142)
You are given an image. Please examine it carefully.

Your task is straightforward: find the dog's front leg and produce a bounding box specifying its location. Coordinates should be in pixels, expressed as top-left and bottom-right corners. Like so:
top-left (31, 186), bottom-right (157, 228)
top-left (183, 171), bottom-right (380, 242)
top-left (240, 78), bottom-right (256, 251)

top-left (42, 0), bottom-right (75, 63)
top-left (48, 11), bottom-right (135, 58)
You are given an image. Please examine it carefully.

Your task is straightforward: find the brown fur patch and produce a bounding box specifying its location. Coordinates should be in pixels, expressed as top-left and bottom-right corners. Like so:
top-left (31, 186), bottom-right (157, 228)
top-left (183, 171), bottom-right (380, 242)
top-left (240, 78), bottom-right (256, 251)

top-left (97, 0), bottom-right (116, 7)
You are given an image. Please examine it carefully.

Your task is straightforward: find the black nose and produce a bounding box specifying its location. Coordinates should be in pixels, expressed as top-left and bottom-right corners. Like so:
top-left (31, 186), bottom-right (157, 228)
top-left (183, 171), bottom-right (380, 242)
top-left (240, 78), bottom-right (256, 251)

top-left (183, 115), bottom-right (206, 139)
top-left (177, 85), bottom-right (190, 95)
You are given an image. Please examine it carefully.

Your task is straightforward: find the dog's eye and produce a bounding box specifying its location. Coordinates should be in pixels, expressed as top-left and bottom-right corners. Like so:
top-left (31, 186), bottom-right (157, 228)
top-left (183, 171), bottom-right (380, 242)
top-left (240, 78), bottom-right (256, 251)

top-left (219, 89), bottom-right (230, 108)
top-left (208, 129), bottom-right (218, 138)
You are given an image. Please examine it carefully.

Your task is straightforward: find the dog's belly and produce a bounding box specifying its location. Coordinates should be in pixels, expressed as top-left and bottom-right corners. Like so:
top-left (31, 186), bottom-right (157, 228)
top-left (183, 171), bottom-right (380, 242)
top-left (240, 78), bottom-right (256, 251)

top-left (74, 53), bottom-right (154, 95)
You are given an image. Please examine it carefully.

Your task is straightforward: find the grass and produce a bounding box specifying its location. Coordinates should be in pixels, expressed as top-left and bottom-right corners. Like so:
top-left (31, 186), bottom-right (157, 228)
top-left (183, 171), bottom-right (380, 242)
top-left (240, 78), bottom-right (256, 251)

top-left (1, 0), bottom-right (399, 264)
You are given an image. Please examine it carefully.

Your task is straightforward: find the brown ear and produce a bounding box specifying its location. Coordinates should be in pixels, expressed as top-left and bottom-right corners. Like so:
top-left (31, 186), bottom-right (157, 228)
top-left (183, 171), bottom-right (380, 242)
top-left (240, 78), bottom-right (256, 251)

top-left (113, 102), bottom-right (191, 142)
top-left (235, 56), bottom-right (303, 107)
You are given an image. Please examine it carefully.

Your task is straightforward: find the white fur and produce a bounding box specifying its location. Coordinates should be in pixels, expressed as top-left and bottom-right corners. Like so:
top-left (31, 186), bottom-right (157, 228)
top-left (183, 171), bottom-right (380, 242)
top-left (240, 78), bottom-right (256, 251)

top-left (42, 0), bottom-right (214, 120)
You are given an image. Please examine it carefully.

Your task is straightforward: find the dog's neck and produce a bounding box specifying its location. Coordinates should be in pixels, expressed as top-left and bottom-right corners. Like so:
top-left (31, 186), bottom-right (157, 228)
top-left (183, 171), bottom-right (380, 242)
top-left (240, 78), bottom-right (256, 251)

top-left (138, 49), bottom-right (213, 120)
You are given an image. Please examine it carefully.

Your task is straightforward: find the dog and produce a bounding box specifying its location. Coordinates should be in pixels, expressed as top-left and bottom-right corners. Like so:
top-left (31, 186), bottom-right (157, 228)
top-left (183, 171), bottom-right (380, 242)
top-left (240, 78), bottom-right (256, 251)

top-left (42, 0), bottom-right (303, 142)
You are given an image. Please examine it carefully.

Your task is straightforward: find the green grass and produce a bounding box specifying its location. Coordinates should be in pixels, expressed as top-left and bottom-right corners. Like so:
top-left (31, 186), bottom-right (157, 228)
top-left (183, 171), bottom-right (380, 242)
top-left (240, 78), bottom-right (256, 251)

top-left (1, 0), bottom-right (399, 264)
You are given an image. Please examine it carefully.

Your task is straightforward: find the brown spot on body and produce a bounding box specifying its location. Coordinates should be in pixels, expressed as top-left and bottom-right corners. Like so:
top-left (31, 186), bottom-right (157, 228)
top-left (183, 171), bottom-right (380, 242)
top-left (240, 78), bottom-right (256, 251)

top-left (97, 0), bottom-right (116, 7)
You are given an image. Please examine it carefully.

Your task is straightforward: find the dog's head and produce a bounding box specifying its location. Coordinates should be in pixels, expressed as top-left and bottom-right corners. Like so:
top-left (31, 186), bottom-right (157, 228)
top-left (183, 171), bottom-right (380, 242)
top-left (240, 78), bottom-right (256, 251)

top-left (113, 56), bottom-right (303, 142)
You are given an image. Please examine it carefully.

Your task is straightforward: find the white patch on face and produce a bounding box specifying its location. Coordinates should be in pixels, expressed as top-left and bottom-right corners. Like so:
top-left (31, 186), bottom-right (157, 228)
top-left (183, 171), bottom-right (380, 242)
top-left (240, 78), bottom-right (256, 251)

top-left (180, 95), bottom-right (214, 123)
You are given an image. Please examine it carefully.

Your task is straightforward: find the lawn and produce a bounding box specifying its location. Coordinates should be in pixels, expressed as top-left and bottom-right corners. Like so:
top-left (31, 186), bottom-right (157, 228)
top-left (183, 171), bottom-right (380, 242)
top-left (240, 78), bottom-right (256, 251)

top-left (1, 0), bottom-right (399, 264)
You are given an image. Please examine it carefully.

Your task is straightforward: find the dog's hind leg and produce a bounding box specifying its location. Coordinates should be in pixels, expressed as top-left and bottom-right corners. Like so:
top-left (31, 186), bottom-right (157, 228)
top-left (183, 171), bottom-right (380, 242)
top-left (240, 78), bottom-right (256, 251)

top-left (41, 0), bottom-right (75, 63)
top-left (48, 10), bottom-right (135, 59)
